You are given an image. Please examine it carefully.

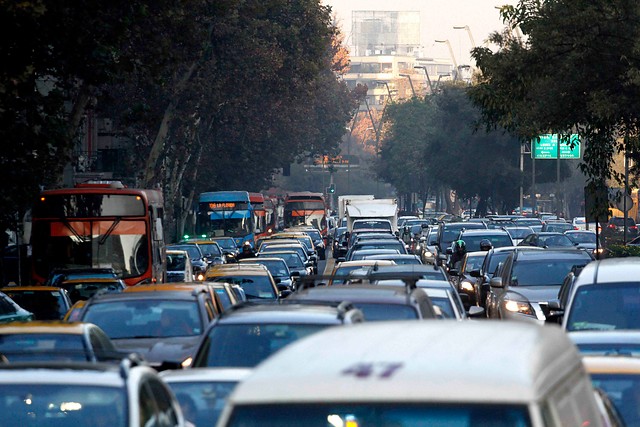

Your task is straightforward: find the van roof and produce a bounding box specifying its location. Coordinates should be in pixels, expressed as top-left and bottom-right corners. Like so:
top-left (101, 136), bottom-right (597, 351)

top-left (227, 321), bottom-right (581, 405)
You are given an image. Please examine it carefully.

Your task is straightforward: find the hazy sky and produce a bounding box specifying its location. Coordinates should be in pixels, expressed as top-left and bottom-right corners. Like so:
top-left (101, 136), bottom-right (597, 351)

top-left (322, 0), bottom-right (516, 66)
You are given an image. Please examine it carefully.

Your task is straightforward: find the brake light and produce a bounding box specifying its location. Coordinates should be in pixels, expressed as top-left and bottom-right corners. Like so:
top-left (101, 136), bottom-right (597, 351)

top-left (574, 226), bottom-right (579, 230)
top-left (631, 226), bottom-right (638, 231)
top-left (608, 224), bottom-right (617, 229)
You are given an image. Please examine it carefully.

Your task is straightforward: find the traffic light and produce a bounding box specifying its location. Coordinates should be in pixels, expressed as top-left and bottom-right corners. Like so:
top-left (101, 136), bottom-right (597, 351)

top-left (329, 184), bottom-right (335, 193)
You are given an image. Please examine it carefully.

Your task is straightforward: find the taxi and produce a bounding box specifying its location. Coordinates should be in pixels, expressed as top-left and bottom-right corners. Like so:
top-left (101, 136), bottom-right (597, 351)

top-left (58, 276), bottom-right (126, 303)
top-left (0, 321), bottom-right (120, 362)
top-left (205, 264), bottom-right (279, 300)
top-left (1, 286), bottom-right (72, 320)
top-left (63, 299), bottom-right (86, 322)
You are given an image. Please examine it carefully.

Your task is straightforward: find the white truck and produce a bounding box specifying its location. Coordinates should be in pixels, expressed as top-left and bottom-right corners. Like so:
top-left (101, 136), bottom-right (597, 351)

top-left (337, 195), bottom-right (374, 227)
top-left (345, 198), bottom-right (398, 233)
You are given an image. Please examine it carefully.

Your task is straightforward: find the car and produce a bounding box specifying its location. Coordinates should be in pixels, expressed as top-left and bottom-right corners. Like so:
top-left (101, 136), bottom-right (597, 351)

top-left (57, 276), bottom-right (126, 303)
top-left (160, 367), bottom-right (252, 427)
top-left (1, 286), bottom-right (72, 320)
top-left (487, 249), bottom-right (593, 323)
top-left (569, 330), bottom-right (640, 357)
top-left (331, 226), bottom-right (348, 258)
top-left (583, 356), bottom-right (640, 427)
top-left (565, 230), bottom-right (602, 255)
top-left (63, 299), bottom-right (86, 322)
top-left (365, 264), bottom-right (449, 282)
top-left (470, 246), bottom-right (545, 311)
top-left (455, 228), bottom-right (514, 252)
top-left (449, 250), bottom-right (487, 308)
top-left (166, 249), bottom-right (194, 283)
top-left (328, 259), bottom-right (395, 286)
top-left (256, 250), bottom-right (311, 285)
top-left (289, 284), bottom-right (437, 321)
top-left (344, 239), bottom-right (407, 261)
top-left (191, 300), bottom-right (364, 368)
top-left (435, 221), bottom-right (487, 253)
top-left (0, 357), bottom-right (188, 426)
top-left (238, 257), bottom-right (293, 292)
top-left (514, 217), bottom-right (544, 228)
top-left (363, 253), bottom-right (422, 265)
top-left (348, 248), bottom-right (401, 262)
top-left (351, 218), bottom-right (393, 233)
top-left (258, 232), bottom-right (317, 263)
top-left (45, 267), bottom-right (119, 287)
top-left (180, 238), bottom-right (226, 266)
top-left (216, 321), bottom-right (601, 427)
top-left (572, 216), bottom-right (587, 230)
top-left (541, 221), bottom-right (574, 233)
top-left (601, 216), bottom-right (639, 245)
top-left (78, 284), bottom-right (219, 367)
top-left (561, 258), bottom-right (640, 332)
top-left (503, 225), bottom-right (535, 245)
top-left (417, 225), bottom-right (439, 264)
top-left (285, 227), bottom-right (326, 260)
top-left (518, 231), bottom-right (579, 248)
top-left (0, 291), bottom-right (33, 323)
top-left (258, 241), bottom-right (314, 271)
top-left (211, 236), bottom-right (240, 260)
top-left (0, 321), bottom-right (122, 362)
top-left (205, 264), bottom-right (280, 300)
top-left (167, 243), bottom-right (210, 279)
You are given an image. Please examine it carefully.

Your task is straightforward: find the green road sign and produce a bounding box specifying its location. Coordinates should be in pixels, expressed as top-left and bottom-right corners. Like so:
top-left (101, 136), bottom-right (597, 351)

top-left (531, 134), bottom-right (581, 159)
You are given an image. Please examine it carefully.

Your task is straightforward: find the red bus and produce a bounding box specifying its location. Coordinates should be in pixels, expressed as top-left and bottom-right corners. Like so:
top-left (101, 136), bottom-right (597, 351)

top-left (249, 192), bottom-right (268, 241)
top-left (30, 181), bottom-right (165, 286)
top-left (283, 192), bottom-right (328, 236)
top-left (264, 197), bottom-right (278, 234)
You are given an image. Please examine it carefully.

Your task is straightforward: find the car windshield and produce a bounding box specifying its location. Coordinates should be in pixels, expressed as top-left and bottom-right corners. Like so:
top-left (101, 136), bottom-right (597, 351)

top-left (0, 384), bottom-right (126, 427)
top-left (0, 333), bottom-right (87, 361)
top-left (167, 380), bottom-right (239, 427)
top-left (566, 233), bottom-right (597, 244)
top-left (226, 403), bottom-right (531, 426)
top-left (61, 280), bottom-right (123, 303)
top-left (590, 373), bottom-right (640, 427)
top-left (194, 323), bottom-right (329, 367)
top-left (429, 296), bottom-right (456, 319)
top-left (3, 290), bottom-right (66, 320)
top-left (211, 275), bottom-right (276, 300)
top-left (510, 259), bottom-right (588, 286)
top-left (82, 300), bottom-right (202, 338)
top-left (356, 303), bottom-right (418, 321)
top-left (566, 282), bottom-right (640, 331)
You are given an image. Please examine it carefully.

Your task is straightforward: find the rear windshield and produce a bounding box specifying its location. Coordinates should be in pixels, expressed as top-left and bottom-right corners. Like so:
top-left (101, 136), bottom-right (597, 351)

top-left (511, 259), bottom-right (589, 286)
top-left (611, 217), bottom-right (636, 226)
top-left (566, 282), bottom-right (640, 331)
top-left (226, 403), bottom-right (531, 426)
top-left (211, 275), bottom-right (276, 300)
top-left (356, 303), bottom-right (418, 321)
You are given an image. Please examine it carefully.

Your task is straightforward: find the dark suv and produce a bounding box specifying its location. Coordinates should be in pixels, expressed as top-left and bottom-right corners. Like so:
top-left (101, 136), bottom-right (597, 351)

top-left (486, 249), bottom-right (592, 323)
top-left (191, 300), bottom-right (364, 368)
top-left (601, 216), bottom-right (639, 245)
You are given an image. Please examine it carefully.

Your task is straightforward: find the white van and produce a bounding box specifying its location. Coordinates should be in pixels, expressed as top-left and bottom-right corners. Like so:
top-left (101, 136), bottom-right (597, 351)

top-left (217, 321), bottom-right (602, 427)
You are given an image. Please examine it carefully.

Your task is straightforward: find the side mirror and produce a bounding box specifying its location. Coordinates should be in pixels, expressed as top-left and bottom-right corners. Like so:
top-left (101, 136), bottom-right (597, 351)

top-left (274, 278), bottom-right (281, 284)
top-left (305, 261), bottom-right (314, 268)
top-left (545, 299), bottom-right (564, 323)
top-left (489, 277), bottom-right (504, 288)
top-left (290, 271), bottom-right (301, 277)
top-left (278, 289), bottom-right (292, 299)
top-left (276, 283), bottom-right (289, 292)
top-left (469, 269), bottom-right (481, 278)
top-left (446, 248), bottom-right (453, 255)
top-left (337, 257), bottom-right (346, 263)
top-left (394, 231), bottom-right (400, 237)
top-left (467, 306), bottom-right (485, 318)
top-left (449, 268), bottom-right (459, 277)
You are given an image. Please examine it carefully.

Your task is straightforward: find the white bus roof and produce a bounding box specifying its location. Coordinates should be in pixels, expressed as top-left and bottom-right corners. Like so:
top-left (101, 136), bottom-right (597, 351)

top-left (227, 321), bottom-right (582, 405)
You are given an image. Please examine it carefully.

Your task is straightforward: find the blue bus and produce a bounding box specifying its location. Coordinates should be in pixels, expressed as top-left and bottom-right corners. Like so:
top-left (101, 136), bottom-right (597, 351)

top-left (195, 191), bottom-right (255, 248)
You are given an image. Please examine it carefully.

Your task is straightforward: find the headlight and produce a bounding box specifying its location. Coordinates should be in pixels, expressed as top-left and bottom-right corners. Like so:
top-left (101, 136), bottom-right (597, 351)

top-left (181, 357), bottom-right (193, 368)
top-left (423, 251), bottom-right (433, 258)
top-left (503, 300), bottom-right (535, 316)
top-left (460, 280), bottom-right (474, 292)
top-left (196, 273), bottom-right (205, 281)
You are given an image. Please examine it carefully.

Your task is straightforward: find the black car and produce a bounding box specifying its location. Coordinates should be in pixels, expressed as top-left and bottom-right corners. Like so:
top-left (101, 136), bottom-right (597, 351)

top-left (167, 243), bottom-right (209, 276)
top-left (344, 239), bottom-right (407, 262)
top-left (486, 249), bottom-right (593, 323)
top-left (435, 221), bottom-right (487, 254)
top-left (518, 232), bottom-right (576, 248)
top-left (601, 216), bottom-right (639, 245)
top-left (191, 300), bottom-right (364, 368)
top-left (455, 229), bottom-right (514, 251)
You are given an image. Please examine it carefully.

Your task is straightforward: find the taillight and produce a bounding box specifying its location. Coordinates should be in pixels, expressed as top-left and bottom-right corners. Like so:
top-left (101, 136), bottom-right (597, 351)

top-left (631, 226), bottom-right (638, 231)
top-left (574, 226), bottom-right (579, 230)
top-left (608, 224), bottom-right (617, 229)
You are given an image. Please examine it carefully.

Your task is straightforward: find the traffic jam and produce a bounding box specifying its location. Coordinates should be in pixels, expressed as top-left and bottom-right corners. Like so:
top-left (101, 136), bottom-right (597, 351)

top-left (0, 186), bottom-right (637, 427)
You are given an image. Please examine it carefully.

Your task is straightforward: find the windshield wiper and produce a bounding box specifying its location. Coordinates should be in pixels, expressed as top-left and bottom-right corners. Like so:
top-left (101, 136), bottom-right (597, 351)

top-left (60, 218), bottom-right (86, 242)
top-left (99, 217), bottom-right (122, 245)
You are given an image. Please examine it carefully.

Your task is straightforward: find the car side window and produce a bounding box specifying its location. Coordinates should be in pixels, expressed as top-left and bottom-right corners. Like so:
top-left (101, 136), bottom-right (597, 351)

top-left (139, 378), bottom-right (180, 427)
top-left (0, 296), bottom-right (17, 315)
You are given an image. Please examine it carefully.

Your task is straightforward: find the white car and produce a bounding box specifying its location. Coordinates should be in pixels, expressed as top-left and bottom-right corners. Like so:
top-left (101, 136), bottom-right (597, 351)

top-left (0, 357), bottom-right (187, 426)
top-left (572, 216), bottom-right (587, 230)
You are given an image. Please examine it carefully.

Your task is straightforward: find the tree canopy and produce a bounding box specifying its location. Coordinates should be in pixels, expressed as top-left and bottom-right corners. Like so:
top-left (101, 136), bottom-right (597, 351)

top-left (469, 0), bottom-right (640, 186)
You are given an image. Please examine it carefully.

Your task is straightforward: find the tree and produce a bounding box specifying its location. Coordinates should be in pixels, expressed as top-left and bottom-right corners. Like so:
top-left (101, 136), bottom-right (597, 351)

top-left (469, 0), bottom-right (640, 187)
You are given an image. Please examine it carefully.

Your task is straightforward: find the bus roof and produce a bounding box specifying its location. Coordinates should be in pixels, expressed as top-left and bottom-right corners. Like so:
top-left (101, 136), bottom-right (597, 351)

top-left (285, 192), bottom-right (324, 201)
top-left (249, 193), bottom-right (265, 204)
top-left (199, 191), bottom-right (250, 203)
top-left (39, 187), bottom-right (163, 205)
top-left (227, 321), bottom-right (582, 405)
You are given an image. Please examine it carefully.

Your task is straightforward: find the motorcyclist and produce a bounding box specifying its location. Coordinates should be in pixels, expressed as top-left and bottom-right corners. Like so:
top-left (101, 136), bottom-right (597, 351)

top-left (235, 242), bottom-right (256, 260)
top-left (448, 239), bottom-right (467, 270)
top-left (479, 239), bottom-right (493, 251)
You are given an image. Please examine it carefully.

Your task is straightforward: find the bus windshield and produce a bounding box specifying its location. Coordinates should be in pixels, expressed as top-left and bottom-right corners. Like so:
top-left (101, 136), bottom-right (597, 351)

top-left (208, 218), bottom-right (252, 237)
top-left (31, 219), bottom-right (149, 279)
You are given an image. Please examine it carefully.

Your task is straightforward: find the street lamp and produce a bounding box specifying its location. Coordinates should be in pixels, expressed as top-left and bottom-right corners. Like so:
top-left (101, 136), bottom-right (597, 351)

top-left (374, 80), bottom-right (393, 101)
top-left (436, 73), bottom-right (450, 91)
top-left (453, 25), bottom-right (476, 48)
top-left (435, 39), bottom-right (459, 81)
top-left (413, 65), bottom-right (434, 94)
top-left (398, 73), bottom-right (416, 97)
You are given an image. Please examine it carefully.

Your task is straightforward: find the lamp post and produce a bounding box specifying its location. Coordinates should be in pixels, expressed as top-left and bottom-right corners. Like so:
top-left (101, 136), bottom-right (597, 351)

top-left (435, 39), bottom-right (459, 81)
top-left (436, 73), bottom-right (450, 91)
top-left (413, 66), bottom-right (434, 94)
top-left (398, 73), bottom-right (415, 97)
top-left (453, 25), bottom-right (476, 48)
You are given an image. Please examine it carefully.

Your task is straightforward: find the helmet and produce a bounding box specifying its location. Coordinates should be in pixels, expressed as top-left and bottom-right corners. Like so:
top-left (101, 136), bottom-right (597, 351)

top-left (242, 242), bottom-right (252, 251)
top-left (480, 239), bottom-right (492, 251)
top-left (455, 239), bottom-right (466, 251)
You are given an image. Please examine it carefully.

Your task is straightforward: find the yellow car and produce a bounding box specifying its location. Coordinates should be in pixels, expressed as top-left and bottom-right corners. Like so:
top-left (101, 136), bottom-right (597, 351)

top-left (0, 321), bottom-right (120, 362)
top-left (205, 264), bottom-right (279, 300)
